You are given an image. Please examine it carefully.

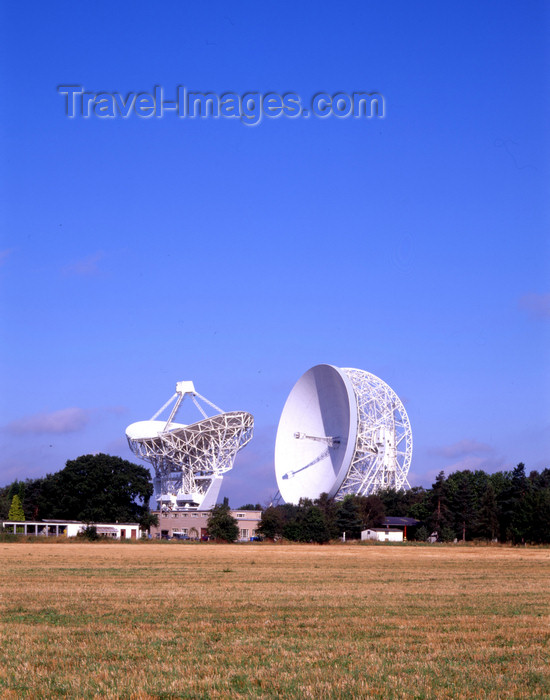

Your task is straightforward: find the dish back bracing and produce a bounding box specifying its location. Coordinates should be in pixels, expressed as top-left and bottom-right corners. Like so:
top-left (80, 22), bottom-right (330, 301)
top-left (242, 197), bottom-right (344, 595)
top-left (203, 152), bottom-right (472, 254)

top-left (126, 380), bottom-right (253, 511)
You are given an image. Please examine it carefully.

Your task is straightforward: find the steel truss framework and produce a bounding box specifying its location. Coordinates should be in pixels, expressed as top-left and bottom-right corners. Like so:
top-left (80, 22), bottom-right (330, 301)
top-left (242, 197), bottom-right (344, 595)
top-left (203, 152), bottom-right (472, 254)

top-left (126, 385), bottom-right (253, 510)
top-left (336, 368), bottom-right (412, 499)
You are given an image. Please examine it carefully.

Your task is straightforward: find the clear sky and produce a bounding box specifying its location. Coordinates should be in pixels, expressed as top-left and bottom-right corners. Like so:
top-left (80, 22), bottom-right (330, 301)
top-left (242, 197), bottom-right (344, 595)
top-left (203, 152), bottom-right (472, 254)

top-left (0, 1), bottom-right (548, 507)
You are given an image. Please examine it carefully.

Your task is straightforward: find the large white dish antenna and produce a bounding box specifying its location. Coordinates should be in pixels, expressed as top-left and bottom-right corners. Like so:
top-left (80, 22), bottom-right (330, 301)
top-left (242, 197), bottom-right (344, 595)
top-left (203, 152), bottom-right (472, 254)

top-left (274, 364), bottom-right (412, 504)
top-left (126, 381), bottom-right (253, 511)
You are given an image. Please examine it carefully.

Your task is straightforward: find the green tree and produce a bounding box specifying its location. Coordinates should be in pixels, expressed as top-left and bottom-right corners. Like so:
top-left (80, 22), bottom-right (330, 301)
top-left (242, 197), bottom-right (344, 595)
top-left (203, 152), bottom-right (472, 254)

top-left (526, 485), bottom-right (550, 544)
top-left (335, 495), bottom-right (363, 539)
top-left (414, 525), bottom-right (429, 542)
top-left (477, 483), bottom-right (499, 540)
top-left (20, 477), bottom-right (46, 521)
top-left (257, 506), bottom-right (284, 539)
top-left (8, 480), bottom-right (25, 505)
top-left (314, 492), bottom-right (339, 538)
top-left (139, 511), bottom-right (159, 533)
top-left (77, 525), bottom-right (100, 541)
top-left (356, 494), bottom-right (386, 530)
top-left (499, 463), bottom-right (529, 543)
top-left (40, 454), bottom-right (154, 523)
top-left (274, 502), bottom-right (301, 540)
top-left (378, 486), bottom-right (430, 522)
top-left (0, 480), bottom-right (26, 519)
top-left (0, 488), bottom-right (11, 520)
top-left (8, 494), bottom-right (25, 521)
top-left (448, 471), bottom-right (477, 541)
top-left (0, 478), bottom-right (44, 520)
top-left (440, 526), bottom-right (456, 543)
top-left (300, 506), bottom-right (330, 543)
top-left (282, 519), bottom-right (302, 541)
top-left (377, 488), bottom-right (408, 516)
top-left (261, 499), bottom-right (332, 543)
top-left (427, 471), bottom-right (452, 540)
top-left (407, 490), bottom-right (431, 523)
top-left (207, 502), bottom-right (239, 542)
top-left (525, 470), bottom-right (550, 543)
top-left (402, 486), bottom-right (430, 521)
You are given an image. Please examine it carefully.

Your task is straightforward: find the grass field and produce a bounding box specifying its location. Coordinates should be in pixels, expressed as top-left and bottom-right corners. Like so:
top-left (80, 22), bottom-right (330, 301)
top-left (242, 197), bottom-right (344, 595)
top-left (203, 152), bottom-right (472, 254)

top-left (0, 541), bottom-right (548, 699)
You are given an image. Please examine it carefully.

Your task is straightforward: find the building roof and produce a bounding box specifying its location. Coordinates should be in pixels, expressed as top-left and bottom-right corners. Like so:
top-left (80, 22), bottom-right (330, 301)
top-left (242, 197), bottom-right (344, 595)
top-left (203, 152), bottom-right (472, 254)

top-left (364, 527), bottom-right (402, 533)
top-left (42, 519), bottom-right (83, 524)
top-left (384, 516), bottom-right (420, 527)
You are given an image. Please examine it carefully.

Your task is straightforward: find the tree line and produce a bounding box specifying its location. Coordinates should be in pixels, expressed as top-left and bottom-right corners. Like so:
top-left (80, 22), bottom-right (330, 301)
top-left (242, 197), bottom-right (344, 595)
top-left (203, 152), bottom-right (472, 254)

top-left (257, 464), bottom-right (550, 544)
top-left (0, 454), bottom-right (156, 529)
top-left (1, 457), bottom-right (548, 544)
top-left (257, 492), bottom-right (386, 543)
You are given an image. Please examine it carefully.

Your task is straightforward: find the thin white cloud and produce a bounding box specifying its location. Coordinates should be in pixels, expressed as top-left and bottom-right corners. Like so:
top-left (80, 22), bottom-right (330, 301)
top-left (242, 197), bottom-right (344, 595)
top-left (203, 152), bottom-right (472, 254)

top-left (444, 454), bottom-right (510, 474)
top-left (518, 292), bottom-right (550, 320)
top-left (62, 252), bottom-right (104, 277)
top-left (104, 405), bottom-right (128, 416)
top-left (5, 407), bottom-right (90, 435)
top-left (428, 439), bottom-right (494, 459)
top-left (410, 452), bottom-right (511, 488)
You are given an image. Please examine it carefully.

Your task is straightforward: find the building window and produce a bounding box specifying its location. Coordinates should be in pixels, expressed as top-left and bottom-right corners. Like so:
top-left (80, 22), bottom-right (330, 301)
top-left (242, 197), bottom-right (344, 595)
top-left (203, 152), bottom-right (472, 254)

top-left (236, 513), bottom-right (245, 518)
top-left (191, 513), bottom-right (198, 518)
top-left (239, 529), bottom-right (249, 539)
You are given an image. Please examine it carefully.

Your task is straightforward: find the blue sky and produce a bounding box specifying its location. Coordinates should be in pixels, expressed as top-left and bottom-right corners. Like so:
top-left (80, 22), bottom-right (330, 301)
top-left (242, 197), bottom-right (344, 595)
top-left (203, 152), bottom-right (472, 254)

top-left (0, 1), bottom-right (548, 506)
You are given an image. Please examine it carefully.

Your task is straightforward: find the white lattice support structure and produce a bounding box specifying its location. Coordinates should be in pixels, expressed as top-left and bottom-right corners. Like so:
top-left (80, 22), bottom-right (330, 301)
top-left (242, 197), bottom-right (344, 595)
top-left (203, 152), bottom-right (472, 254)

top-left (336, 368), bottom-right (412, 499)
top-left (126, 381), bottom-right (253, 511)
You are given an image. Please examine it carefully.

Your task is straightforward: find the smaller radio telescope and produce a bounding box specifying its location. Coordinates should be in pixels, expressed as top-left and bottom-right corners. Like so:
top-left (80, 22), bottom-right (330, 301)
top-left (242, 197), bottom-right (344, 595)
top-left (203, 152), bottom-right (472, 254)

top-left (274, 365), bottom-right (412, 504)
top-left (126, 381), bottom-right (253, 511)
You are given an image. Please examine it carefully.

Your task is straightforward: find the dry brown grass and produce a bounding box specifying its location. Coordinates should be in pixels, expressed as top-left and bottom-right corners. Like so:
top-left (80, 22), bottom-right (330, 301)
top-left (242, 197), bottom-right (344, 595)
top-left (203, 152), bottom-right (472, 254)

top-left (0, 541), bottom-right (548, 698)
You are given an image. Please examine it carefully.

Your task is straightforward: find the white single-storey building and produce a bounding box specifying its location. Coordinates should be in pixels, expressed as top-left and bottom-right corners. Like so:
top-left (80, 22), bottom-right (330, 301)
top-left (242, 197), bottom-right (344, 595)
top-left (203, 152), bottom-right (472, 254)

top-left (361, 527), bottom-right (404, 542)
top-left (2, 519), bottom-right (142, 539)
